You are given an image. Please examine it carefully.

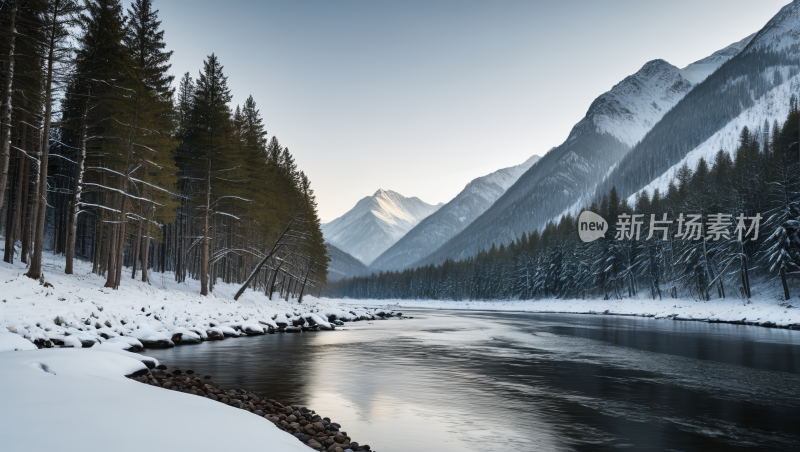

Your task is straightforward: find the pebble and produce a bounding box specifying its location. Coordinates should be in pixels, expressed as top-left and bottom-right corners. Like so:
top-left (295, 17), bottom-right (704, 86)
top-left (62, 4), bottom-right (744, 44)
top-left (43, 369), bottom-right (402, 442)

top-left (128, 367), bottom-right (373, 451)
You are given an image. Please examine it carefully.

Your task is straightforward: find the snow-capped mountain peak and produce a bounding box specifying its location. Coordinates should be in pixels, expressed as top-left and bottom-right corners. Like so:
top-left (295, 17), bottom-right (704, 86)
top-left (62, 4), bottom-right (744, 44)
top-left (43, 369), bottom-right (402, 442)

top-left (369, 154), bottom-right (541, 272)
top-left (567, 58), bottom-right (692, 148)
top-left (744, 0), bottom-right (800, 54)
top-left (322, 189), bottom-right (443, 265)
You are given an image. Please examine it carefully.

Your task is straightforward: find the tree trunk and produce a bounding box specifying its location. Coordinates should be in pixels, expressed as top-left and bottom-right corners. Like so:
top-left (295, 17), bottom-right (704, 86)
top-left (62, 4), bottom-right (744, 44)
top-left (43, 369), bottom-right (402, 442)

top-left (26, 3), bottom-right (59, 280)
top-left (17, 139), bottom-right (28, 263)
top-left (781, 262), bottom-right (790, 300)
top-left (65, 95), bottom-right (88, 274)
top-left (131, 218), bottom-right (142, 278)
top-left (93, 209), bottom-right (104, 274)
top-left (104, 218), bottom-right (117, 288)
top-left (200, 157), bottom-right (211, 295)
top-left (113, 193), bottom-right (128, 288)
top-left (3, 116), bottom-right (24, 263)
top-left (297, 262), bottom-right (315, 303)
top-left (0, 7), bottom-right (17, 225)
top-left (141, 213), bottom-right (151, 283)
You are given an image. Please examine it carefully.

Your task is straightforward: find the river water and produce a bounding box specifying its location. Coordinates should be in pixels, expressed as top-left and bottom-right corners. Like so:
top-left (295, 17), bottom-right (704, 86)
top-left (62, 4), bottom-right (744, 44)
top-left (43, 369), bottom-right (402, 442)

top-left (141, 309), bottom-right (800, 451)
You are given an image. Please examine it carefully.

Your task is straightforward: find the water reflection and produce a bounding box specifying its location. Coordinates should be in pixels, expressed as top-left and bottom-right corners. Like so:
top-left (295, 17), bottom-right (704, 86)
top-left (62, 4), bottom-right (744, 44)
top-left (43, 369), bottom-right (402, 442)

top-left (142, 310), bottom-right (800, 451)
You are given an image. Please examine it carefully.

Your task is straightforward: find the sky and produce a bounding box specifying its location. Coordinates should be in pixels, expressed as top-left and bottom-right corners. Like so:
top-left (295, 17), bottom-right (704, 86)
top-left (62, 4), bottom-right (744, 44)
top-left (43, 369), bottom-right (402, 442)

top-left (156, 0), bottom-right (789, 222)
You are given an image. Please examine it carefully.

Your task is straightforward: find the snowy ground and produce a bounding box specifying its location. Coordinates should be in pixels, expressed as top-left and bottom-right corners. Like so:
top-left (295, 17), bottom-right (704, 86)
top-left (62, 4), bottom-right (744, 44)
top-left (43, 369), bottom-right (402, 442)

top-left (0, 348), bottom-right (310, 451)
top-left (0, 252), bottom-right (392, 451)
top-left (0, 252), bottom-right (387, 351)
top-left (337, 291), bottom-right (800, 329)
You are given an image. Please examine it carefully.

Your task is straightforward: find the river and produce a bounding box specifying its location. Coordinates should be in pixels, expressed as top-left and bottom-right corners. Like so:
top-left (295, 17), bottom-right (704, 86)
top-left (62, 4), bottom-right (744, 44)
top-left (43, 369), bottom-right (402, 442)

top-left (141, 308), bottom-right (800, 451)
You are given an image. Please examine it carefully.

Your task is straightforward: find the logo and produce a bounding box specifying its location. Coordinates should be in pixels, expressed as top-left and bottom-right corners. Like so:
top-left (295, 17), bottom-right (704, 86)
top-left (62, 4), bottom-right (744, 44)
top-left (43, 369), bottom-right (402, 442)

top-left (578, 211), bottom-right (607, 242)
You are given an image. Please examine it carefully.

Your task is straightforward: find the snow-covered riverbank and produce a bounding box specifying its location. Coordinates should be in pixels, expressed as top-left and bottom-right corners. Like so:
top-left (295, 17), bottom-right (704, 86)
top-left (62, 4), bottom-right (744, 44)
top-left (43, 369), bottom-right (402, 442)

top-left (338, 293), bottom-right (800, 329)
top-left (0, 254), bottom-right (395, 451)
top-left (0, 254), bottom-right (392, 351)
top-left (0, 348), bottom-right (312, 451)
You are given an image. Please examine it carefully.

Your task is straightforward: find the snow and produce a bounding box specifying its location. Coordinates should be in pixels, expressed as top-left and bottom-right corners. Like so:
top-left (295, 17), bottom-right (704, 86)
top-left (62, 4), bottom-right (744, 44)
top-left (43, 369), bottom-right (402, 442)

top-left (574, 59), bottom-right (693, 148)
top-left (369, 155), bottom-right (541, 272)
top-left (680, 33), bottom-right (756, 84)
top-left (343, 292), bottom-right (800, 328)
top-left (745, 1), bottom-right (800, 55)
top-left (322, 188), bottom-right (444, 264)
top-left (0, 249), bottom-right (384, 352)
top-left (0, 349), bottom-right (310, 451)
top-left (629, 72), bottom-right (800, 205)
top-left (0, 330), bottom-right (36, 351)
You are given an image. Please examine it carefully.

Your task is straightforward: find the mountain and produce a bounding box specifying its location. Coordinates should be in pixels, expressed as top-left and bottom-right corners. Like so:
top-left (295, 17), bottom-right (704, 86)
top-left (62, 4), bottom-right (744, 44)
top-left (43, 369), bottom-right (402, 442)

top-left (599, 0), bottom-right (800, 204)
top-left (369, 155), bottom-right (541, 272)
top-left (412, 36), bottom-right (754, 267)
top-left (325, 242), bottom-right (368, 282)
top-left (679, 33), bottom-right (755, 84)
top-left (321, 189), bottom-right (443, 265)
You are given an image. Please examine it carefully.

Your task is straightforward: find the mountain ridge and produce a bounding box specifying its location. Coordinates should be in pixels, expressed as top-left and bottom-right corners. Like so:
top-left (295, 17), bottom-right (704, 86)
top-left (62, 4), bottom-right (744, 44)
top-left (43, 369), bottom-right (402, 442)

top-left (369, 154), bottom-right (541, 272)
top-left (321, 189), bottom-right (443, 265)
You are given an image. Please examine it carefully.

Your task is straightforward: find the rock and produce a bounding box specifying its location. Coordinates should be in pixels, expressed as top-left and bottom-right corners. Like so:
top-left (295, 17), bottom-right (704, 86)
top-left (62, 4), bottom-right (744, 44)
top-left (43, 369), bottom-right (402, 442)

top-left (349, 442), bottom-right (359, 450)
top-left (293, 433), bottom-right (309, 443)
top-left (79, 338), bottom-right (98, 348)
top-left (284, 326), bottom-right (301, 333)
top-left (254, 410), bottom-right (264, 416)
top-left (7, 326), bottom-right (17, 333)
top-left (362, 445), bottom-right (371, 451)
top-left (156, 364), bottom-right (167, 370)
top-left (140, 357), bottom-right (157, 369)
top-left (139, 338), bottom-right (174, 348)
top-left (230, 399), bottom-right (244, 409)
top-left (284, 406), bottom-right (294, 414)
top-left (266, 415), bottom-right (280, 424)
top-left (208, 393), bottom-right (219, 401)
top-left (292, 318), bottom-right (306, 327)
top-left (312, 421), bottom-right (325, 432)
top-left (307, 439), bottom-right (323, 450)
top-left (171, 333), bottom-right (183, 344)
top-left (172, 369), bottom-right (183, 375)
top-left (287, 414), bottom-right (297, 422)
top-left (206, 329), bottom-right (223, 340)
top-left (334, 433), bottom-right (346, 444)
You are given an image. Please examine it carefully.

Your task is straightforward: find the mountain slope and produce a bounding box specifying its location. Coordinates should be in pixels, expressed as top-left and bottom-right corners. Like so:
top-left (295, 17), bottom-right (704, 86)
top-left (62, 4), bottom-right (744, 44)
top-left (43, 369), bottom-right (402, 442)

top-left (413, 36), bottom-right (754, 267)
top-left (630, 72), bottom-right (800, 205)
top-left (598, 1), bottom-right (800, 204)
top-left (321, 190), bottom-right (443, 265)
top-left (325, 242), bottom-right (368, 282)
top-left (369, 154), bottom-right (540, 272)
top-left (679, 33), bottom-right (755, 84)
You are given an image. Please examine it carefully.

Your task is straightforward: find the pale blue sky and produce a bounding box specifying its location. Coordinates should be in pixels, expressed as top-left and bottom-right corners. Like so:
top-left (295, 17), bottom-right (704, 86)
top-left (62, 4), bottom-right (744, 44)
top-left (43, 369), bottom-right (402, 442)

top-left (156, 0), bottom-right (789, 221)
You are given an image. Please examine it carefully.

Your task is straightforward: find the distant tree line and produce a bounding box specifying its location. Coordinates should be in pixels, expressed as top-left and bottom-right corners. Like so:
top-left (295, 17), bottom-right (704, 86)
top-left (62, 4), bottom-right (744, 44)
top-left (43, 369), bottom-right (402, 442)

top-left (334, 98), bottom-right (800, 302)
top-left (0, 0), bottom-right (327, 297)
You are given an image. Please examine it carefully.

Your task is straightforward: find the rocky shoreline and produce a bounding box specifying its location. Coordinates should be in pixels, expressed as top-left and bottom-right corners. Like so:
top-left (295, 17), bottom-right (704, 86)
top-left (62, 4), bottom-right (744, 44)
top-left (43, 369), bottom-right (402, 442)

top-left (5, 306), bottom-right (404, 350)
top-left (129, 365), bottom-right (373, 452)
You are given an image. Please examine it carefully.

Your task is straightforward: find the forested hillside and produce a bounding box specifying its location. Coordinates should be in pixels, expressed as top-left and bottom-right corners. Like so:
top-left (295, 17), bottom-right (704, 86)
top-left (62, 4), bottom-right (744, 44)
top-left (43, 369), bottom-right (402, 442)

top-left (0, 0), bottom-right (327, 297)
top-left (335, 100), bottom-right (800, 302)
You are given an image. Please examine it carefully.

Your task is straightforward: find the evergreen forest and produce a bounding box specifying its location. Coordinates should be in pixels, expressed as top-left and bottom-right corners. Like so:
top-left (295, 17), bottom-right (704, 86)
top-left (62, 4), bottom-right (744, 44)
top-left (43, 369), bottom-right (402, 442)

top-left (0, 0), bottom-right (328, 298)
